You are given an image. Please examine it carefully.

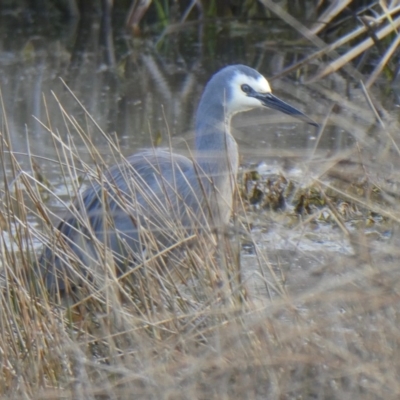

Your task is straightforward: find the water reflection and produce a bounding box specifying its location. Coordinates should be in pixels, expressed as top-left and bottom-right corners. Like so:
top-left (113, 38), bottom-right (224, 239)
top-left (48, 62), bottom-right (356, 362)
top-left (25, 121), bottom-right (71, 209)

top-left (0, 14), bottom-right (345, 170)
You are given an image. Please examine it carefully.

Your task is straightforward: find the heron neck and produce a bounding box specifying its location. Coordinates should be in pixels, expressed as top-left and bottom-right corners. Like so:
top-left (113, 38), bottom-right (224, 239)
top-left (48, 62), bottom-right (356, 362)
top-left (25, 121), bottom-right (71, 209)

top-left (194, 103), bottom-right (239, 182)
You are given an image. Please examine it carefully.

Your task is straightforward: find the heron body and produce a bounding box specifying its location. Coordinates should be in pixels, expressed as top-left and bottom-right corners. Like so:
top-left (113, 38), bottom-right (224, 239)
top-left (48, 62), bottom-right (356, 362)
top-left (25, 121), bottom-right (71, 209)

top-left (39, 65), bottom-right (316, 293)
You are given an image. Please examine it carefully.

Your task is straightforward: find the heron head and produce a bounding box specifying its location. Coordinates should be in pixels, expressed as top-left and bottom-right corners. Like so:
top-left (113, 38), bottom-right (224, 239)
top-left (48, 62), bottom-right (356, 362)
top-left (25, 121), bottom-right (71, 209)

top-left (226, 65), bottom-right (317, 126)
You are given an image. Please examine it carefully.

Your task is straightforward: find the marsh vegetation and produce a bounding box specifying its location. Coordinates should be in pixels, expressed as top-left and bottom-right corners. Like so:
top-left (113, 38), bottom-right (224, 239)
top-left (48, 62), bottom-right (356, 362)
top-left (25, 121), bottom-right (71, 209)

top-left (1, 1), bottom-right (400, 398)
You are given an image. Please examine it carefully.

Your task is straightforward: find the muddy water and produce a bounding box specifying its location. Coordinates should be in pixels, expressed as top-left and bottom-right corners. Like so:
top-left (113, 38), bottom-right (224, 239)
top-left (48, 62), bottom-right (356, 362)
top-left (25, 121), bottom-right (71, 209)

top-left (0, 13), bottom-right (354, 168)
top-left (0, 10), bottom-right (397, 297)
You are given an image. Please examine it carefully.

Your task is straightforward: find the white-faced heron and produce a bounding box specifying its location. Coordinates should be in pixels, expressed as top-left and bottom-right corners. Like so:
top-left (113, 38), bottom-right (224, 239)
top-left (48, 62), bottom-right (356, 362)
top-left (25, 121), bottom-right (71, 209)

top-left (38, 64), bottom-right (316, 294)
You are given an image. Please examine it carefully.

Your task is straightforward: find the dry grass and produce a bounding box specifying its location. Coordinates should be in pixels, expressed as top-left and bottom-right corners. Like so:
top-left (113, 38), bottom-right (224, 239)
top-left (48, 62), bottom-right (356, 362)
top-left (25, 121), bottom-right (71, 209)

top-left (2, 38), bottom-right (400, 400)
top-left (259, 0), bottom-right (400, 86)
top-left (0, 83), bottom-right (399, 400)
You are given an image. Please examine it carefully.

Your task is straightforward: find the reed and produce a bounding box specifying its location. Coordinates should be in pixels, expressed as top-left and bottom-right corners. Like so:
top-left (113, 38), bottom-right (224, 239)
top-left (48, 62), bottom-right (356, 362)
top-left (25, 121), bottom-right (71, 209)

top-left (0, 63), bottom-right (400, 399)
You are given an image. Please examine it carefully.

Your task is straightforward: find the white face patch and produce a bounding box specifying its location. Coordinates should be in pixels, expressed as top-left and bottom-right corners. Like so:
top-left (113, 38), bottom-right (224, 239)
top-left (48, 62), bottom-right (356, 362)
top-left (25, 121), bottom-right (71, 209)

top-left (226, 72), bottom-right (272, 116)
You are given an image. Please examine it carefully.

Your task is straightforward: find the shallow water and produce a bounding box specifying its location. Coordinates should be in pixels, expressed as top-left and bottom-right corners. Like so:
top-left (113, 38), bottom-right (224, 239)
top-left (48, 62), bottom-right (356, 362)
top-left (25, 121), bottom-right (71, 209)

top-left (0, 11), bottom-right (354, 165)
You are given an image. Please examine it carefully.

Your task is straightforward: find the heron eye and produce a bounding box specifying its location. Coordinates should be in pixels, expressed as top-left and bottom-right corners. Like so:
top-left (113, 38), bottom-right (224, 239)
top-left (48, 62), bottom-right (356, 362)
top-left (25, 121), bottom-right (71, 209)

top-left (241, 84), bottom-right (252, 94)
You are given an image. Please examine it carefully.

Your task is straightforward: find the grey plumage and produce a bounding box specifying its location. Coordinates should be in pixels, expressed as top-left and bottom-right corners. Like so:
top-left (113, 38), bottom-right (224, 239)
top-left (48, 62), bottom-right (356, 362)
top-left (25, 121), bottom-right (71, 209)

top-left (38, 64), bottom-right (316, 294)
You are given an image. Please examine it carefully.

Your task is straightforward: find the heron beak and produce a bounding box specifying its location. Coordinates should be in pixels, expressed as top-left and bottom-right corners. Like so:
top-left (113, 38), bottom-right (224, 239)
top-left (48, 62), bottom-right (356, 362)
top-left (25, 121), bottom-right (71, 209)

top-left (254, 92), bottom-right (318, 127)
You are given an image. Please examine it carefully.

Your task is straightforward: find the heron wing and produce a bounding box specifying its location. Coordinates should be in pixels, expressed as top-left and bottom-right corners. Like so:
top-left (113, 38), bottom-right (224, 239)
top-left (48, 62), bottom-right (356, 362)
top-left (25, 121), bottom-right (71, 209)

top-left (38, 149), bottom-right (210, 292)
